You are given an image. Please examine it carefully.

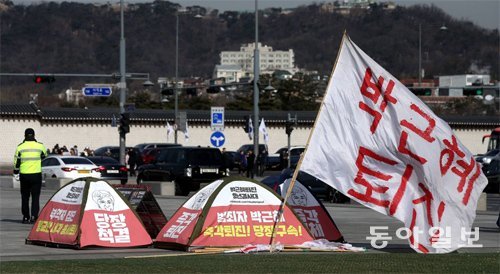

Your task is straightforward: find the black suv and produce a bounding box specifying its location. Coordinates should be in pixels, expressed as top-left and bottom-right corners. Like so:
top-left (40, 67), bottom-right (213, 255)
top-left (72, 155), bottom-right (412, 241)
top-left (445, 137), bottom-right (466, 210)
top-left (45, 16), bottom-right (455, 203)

top-left (136, 146), bottom-right (228, 195)
top-left (94, 146), bottom-right (141, 163)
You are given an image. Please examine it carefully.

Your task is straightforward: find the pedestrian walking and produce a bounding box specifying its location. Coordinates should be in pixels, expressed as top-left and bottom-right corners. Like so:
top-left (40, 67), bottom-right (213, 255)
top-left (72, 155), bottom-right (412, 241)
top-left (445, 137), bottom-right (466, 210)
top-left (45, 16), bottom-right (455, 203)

top-left (13, 128), bottom-right (47, 224)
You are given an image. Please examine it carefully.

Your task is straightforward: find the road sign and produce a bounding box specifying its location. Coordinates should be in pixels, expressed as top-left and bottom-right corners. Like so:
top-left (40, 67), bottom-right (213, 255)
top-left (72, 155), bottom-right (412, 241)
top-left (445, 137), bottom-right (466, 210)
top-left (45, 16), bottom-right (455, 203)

top-left (82, 86), bottom-right (112, 96)
top-left (210, 131), bottom-right (225, 148)
top-left (211, 107), bottom-right (224, 131)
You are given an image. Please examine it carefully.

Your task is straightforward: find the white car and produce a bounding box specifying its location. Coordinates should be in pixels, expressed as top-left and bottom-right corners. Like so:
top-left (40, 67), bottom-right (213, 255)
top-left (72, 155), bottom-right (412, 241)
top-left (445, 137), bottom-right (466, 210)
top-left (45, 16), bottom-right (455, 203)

top-left (42, 155), bottom-right (101, 180)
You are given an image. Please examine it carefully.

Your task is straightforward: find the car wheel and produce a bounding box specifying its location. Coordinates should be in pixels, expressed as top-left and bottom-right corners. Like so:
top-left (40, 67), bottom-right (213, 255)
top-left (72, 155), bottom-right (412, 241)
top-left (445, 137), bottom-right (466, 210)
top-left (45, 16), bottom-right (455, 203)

top-left (120, 179), bottom-right (127, 185)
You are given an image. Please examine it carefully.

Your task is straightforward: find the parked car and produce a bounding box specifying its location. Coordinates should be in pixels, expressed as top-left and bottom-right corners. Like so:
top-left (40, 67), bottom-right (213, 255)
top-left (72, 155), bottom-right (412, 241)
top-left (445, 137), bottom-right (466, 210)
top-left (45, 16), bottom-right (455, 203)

top-left (237, 144), bottom-right (268, 155)
top-left (476, 149), bottom-right (500, 165)
top-left (261, 168), bottom-right (349, 203)
top-left (267, 146), bottom-right (305, 170)
top-left (137, 146), bottom-right (229, 196)
top-left (236, 144), bottom-right (268, 166)
top-left (93, 146), bottom-right (143, 165)
top-left (134, 143), bottom-right (181, 155)
top-left (222, 150), bottom-right (238, 170)
top-left (86, 156), bottom-right (128, 184)
top-left (475, 149), bottom-right (500, 193)
top-left (41, 155), bottom-right (101, 180)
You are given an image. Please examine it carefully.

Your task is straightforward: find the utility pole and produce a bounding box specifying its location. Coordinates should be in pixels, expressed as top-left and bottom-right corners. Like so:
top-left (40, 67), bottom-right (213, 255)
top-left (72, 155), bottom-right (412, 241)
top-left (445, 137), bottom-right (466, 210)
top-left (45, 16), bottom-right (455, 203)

top-left (253, 0), bottom-right (260, 162)
top-left (118, 0), bottom-right (127, 165)
top-left (174, 12), bottom-right (179, 144)
top-left (286, 113), bottom-right (296, 168)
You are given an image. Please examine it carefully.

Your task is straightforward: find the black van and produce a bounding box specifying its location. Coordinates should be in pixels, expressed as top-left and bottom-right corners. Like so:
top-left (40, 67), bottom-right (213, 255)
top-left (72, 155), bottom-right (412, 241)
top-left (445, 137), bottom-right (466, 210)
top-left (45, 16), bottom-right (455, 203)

top-left (136, 146), bottom-right (228, 195)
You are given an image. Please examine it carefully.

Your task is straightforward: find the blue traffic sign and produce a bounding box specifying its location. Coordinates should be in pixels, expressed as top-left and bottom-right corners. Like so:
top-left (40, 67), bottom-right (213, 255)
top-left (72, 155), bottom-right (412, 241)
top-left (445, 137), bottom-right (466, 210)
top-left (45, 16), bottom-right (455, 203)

top-left (211, 107), bottom-right (224, 131)
top-left (210, 131), bottom-right (225, 148)
top-left (212, 113), bottom-right (223, 125)
top-left (82, 86), bottom-right (112, 96)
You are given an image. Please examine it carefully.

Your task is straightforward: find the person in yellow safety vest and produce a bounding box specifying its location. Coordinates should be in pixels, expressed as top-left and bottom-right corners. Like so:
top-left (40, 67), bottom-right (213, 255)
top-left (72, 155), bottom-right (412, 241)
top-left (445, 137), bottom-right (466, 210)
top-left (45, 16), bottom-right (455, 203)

top-left (13, 128), bottom-right (47, 224)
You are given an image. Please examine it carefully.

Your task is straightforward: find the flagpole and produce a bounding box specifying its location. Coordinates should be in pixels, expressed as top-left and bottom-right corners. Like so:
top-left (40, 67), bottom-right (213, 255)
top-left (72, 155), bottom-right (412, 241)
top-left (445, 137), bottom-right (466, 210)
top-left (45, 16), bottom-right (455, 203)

top-left (269, 31), bottom-right (349, 251)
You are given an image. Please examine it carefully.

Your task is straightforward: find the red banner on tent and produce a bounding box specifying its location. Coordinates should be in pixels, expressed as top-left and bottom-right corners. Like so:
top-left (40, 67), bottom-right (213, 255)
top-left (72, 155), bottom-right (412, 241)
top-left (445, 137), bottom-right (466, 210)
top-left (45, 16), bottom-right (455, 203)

top-left (30, 201), bottom-right (81, 245)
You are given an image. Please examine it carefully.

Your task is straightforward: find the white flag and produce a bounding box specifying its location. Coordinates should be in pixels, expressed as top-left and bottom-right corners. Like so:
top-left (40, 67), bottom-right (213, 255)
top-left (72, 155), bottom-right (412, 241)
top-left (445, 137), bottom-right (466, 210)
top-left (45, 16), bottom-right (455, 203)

top-left (166, 121), bottom-right (174, 140)
top-left (248, 117), bottom-right (253, 140)
top-left (299, 34), bottom-right (487, 253)
top-left (259, 118), bottom-right (269, 144)
top-left (184, 121), bottom-right (189, 142)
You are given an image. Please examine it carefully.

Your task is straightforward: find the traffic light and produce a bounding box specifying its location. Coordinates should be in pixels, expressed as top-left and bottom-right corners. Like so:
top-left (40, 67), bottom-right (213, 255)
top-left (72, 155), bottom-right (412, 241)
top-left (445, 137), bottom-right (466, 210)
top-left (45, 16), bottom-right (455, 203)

top-left (243, 115), bottom-right (250, 133)
top-left (285, 120), bottom-right (294, 135)
top-left (33, 75), bottom-right (55, 84)
top-left (463, 87), bottom-right (483, 96)
top-left (119, 113), bottom-right (130, 134)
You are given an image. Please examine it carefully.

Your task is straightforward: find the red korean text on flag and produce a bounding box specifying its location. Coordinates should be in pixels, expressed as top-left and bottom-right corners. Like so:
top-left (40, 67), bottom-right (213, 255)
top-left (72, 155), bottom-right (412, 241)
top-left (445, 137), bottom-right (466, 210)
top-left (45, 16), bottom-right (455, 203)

top-left (299, 35), bottom-right (488, 253)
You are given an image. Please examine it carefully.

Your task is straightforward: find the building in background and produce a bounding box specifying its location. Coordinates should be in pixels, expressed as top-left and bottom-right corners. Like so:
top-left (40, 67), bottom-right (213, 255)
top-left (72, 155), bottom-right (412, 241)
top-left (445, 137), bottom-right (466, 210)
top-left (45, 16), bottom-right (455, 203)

top-left (215, 43), bottom-right (298, 82)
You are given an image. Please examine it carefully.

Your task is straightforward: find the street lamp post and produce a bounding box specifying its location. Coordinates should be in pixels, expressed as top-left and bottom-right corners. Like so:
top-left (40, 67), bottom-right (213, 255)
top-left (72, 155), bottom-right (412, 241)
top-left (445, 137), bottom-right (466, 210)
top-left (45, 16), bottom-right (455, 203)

top-left (174, 12), bottom-right (179, 144)
top-left (418, 23), bottom-right (422, 87)
top-left (119, 0), bottom-right (127, 165)
top-left (253, 0), bottom-right (260, 161)
top-left (418, 23), bottom-right (448, 88)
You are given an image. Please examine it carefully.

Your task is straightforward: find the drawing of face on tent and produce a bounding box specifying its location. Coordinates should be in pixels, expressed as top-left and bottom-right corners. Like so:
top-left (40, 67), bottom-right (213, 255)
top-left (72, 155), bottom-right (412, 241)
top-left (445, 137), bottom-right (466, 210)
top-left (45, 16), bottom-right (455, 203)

top-left (155, 177), bottom-right (316, 250)
top-left (92, 190), bottom-right (115, 211)
top-left (26, 178), bottom-right (152, 248)
top-left (281, 178), bottom-right (344, 242)
top-left (290, 185), bottom-right (308, 206)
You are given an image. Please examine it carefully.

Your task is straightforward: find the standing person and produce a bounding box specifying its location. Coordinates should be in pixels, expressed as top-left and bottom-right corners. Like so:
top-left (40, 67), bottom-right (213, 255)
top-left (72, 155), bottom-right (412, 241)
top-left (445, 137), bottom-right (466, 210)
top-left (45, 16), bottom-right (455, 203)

top-left (13, 128), bottom-right (47, 224)
top-left (221, 148), bottom-right (231, 171)
top-left (258, 149), bottom-right (268, 176)
top-left (246, 150), bottom-right (255, 179)
top-left (238, 151), bottom-right (247, 175)
top-left (127, 148), bottom-right (137, 177)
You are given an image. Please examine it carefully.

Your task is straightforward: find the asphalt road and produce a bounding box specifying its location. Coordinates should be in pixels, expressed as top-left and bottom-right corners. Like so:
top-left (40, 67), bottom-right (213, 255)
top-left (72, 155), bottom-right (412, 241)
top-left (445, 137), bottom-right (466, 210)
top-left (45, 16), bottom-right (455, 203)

top-left (0, 176), bottom-right (498, 262)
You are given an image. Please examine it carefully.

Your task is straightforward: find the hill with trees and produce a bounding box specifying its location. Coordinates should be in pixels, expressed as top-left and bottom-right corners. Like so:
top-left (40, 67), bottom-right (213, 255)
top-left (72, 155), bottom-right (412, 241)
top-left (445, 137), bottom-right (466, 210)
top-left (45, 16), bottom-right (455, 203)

top-left (0, 0), bottom-right (498, 112)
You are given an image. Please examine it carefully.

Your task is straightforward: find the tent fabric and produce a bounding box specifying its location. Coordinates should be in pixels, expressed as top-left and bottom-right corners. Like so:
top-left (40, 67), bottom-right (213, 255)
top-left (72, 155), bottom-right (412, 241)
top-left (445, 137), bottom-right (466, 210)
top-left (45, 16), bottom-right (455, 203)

top-left (281, 179), bottom-right (344, 242)
top-left (262, 170), bottom-right (345, 242)
top-left (26, 177), bottom-right (152, 248)
top-left (155, 177), bottom-right (315, 250)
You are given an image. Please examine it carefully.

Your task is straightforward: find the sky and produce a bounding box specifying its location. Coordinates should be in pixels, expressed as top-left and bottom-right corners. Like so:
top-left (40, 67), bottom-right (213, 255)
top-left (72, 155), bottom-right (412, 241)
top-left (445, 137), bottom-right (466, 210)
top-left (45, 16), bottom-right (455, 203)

top-left (14, 0), bottom-right (500, 30)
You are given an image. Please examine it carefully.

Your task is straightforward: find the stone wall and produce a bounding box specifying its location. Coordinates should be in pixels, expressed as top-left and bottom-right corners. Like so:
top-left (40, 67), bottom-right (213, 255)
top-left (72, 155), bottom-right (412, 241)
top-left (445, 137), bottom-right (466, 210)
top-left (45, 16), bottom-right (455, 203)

top-left (0, 117), bottom-right (491, 167)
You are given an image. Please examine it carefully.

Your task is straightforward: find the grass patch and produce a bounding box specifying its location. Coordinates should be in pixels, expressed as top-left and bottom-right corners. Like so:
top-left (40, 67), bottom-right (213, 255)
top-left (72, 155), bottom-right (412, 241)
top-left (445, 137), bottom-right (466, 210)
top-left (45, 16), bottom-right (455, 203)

top-left (1, 253), bottom-right (498, 273)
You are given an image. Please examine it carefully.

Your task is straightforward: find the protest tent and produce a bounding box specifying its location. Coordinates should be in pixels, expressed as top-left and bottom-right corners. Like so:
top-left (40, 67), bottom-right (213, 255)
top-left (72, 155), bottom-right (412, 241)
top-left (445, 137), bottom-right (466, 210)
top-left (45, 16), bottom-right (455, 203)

top-left (280, 178), bottom-right (344, 242)
top-left (26, 177), bottom-right (152, 248)
top-left (113, 184), bottom-right (168, 239)
top-left (261, 171), bottom-right (345, 242)
top-left (155, 176), bottom-right (315, 250)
